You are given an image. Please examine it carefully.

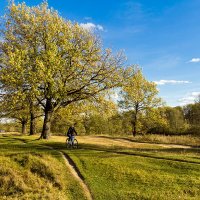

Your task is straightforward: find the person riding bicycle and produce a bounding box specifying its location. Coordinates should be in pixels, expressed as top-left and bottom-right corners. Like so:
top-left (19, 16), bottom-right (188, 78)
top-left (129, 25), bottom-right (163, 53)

top-left (66, 125), bottom-right (77, 144)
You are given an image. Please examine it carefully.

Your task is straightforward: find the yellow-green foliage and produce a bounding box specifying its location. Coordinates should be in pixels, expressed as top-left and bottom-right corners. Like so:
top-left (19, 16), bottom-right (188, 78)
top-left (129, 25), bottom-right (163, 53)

top-left (1, 2), bottom-right (125, 108)
top-left (51, 96), bottom-right (118, 134)
top-left (121, 68), bottom-right (163, 135)
top-left (122, 68), bottom-right (162, 109)
top-left (0, 1), bottom-right (127, 138)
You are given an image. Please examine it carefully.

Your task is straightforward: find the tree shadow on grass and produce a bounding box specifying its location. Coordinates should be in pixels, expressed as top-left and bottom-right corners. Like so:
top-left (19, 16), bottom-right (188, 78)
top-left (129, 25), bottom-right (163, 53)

top-left (3, 135), bottom-right (200, 165)
top-left (0, 142), bottom-right (62, 160)
top-left (66, 143), bottom-right (200, 165)
top-left (39, 138), bottom-right (200, 164)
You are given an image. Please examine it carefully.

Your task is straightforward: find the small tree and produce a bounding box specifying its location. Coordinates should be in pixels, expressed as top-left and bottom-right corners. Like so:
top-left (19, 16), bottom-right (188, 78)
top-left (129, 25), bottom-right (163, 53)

top-left (183, 102), bottom-right (200, 135)
top-left (120, 68), bottom-right (162, 136)
top-left (165, 106), bottom-right (187, 134)
top-left (140, 107), bottom-right (168, 134)
top-left (0, 94), bottom-right (29, 134)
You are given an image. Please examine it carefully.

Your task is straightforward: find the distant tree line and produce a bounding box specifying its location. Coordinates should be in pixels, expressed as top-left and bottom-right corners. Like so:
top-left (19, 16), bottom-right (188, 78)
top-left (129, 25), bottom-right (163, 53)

top-left (50, 100), bottom-right (200, 136)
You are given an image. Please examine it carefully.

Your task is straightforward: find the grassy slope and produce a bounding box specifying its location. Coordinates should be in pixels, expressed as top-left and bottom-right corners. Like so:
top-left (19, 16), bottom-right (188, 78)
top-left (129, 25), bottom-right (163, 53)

top-left (0, 135), bottom-right (87, 200)
top-left (0, 134), bottom-right (200, 200)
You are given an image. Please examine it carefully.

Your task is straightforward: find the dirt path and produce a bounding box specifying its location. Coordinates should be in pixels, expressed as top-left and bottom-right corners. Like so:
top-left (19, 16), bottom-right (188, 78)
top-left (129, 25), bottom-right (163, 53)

top-left (10, 137), bottom-right (93, 200)
top-left (36, 144), bottom-right (93, 200)
top-left (114, 138), bottom-right (194, 149)
top-left (61, 152), bottom-right (93, 200)
top-left (77, 135), bottom-right (199, 150)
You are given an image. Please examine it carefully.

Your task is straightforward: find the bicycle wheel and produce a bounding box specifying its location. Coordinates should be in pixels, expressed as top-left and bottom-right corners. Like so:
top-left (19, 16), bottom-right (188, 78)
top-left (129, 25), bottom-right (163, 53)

top-left (72, 139), bottom-right (78, 149)
top-left (66, 138), bottom-right (72, 149)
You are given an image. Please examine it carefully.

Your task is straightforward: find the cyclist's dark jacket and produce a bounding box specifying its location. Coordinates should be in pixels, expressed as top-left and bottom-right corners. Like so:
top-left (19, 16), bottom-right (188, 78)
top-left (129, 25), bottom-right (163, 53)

top-left (67, 127), bottom-right (77, 137)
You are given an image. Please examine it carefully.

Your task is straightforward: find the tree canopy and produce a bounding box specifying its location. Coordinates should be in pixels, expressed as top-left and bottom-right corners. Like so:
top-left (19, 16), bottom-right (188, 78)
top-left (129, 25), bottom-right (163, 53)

top-left (120, 68), bottom-right (162, 136)
top-left (0, 2), bottom-right (127, 138)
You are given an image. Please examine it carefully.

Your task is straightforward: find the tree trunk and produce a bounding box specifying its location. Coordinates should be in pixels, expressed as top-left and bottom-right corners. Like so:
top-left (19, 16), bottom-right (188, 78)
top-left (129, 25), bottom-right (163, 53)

top-left (22, 120), bottom-right (27, 135)
top-left (30, 112), bottom-right (36, 135)
top-left (40, 99), bottom-right (53, 139)
top-left (132, 115), bottom-right (137, 137)
top-left (132, 104), bottom-right (139, 137)
top-left (29, 101), bottom-right (36, 135)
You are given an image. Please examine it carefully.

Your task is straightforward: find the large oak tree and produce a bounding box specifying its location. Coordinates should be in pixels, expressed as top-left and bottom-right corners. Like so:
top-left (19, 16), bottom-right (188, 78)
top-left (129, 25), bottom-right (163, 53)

top-left (0, 2), bottom-right (127, 139)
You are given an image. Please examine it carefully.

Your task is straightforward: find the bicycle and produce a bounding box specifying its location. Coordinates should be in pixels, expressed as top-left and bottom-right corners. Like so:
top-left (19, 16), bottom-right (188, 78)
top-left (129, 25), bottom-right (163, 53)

top-left (66, 138), bottom-right (78, 149)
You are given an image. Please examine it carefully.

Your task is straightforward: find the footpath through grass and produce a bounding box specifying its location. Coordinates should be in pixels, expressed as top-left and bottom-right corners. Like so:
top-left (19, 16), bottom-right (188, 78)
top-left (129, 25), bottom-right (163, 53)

top-left (0, 134), bottom-right (87, 200)
top-left (0, 133), bottom-right (200, 200)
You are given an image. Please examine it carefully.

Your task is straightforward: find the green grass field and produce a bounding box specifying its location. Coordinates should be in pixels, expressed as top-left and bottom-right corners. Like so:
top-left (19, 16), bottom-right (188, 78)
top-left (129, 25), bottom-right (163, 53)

top-left (0, 133), bottom-right (199, 200)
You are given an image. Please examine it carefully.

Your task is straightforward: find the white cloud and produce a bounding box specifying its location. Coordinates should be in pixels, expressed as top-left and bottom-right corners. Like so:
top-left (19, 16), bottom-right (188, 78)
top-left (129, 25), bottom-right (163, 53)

top-left (178, 92), bottom-right (200, 105)
top-left (189, 58), bottom-right (200, 63)
top-left (84, 17), bottom-right (92, 21)
top-left (154, 80), bottom-right (191, 85)
top-left (80, 22), bottom-right (104, 31)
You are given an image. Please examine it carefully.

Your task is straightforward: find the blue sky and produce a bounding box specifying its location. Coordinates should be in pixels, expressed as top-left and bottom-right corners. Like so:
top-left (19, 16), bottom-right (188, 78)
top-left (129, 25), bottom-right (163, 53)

top-left (1, 0), bottom-right (200, 106)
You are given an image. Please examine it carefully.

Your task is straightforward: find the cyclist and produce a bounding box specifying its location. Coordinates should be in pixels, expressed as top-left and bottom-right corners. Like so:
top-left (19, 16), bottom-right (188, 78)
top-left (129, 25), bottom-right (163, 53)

top-left (66, 124), bottom-right (77, 145)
